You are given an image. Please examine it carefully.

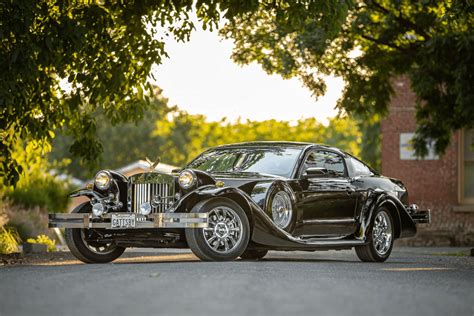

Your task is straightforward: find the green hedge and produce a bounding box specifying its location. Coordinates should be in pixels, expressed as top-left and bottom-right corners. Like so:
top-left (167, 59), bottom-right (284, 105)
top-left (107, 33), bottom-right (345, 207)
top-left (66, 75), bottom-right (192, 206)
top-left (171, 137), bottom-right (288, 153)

top-left (6, 176), bottom-right (72, 213)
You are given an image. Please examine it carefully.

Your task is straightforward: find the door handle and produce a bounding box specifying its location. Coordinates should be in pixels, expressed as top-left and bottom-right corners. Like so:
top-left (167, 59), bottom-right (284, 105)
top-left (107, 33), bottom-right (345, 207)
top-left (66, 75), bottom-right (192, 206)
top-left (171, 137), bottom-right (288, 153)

top-left (346, 187), bottom-right (355, 194)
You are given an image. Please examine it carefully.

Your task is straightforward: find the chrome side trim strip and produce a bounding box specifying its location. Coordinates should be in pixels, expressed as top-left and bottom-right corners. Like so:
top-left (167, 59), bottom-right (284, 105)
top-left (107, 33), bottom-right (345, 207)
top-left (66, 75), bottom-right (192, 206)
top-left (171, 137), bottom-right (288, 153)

top-left (302, 218), bottom-right (355, 224)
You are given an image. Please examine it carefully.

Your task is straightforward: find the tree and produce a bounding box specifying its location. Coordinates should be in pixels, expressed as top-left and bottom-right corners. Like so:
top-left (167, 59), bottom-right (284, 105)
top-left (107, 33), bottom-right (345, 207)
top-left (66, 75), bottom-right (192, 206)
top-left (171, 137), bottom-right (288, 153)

top-left (49, 86), bottom-right (172, 179)
top-left (0, 0), bottom-right (350, 186)
top-left (221, 1), bottom-right (474, 157)
top-left (6, 1), bottom-right (464, 187)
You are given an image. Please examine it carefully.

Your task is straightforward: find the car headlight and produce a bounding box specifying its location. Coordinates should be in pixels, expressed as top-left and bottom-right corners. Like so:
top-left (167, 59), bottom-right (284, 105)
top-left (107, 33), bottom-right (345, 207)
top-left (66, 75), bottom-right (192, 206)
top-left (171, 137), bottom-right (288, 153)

top-left (94, 171), bottom-right (111, 190)
top-left (178, 169), bottom-right (196, 189)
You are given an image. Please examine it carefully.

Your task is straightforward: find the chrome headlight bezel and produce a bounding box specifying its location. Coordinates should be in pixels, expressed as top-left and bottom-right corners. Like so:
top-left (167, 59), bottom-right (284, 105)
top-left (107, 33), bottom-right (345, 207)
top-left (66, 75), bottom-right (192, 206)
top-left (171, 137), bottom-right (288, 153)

top-left (94, 170), bottom-right (112, 190)
top-left (178, 169), bottom-right (197, 190)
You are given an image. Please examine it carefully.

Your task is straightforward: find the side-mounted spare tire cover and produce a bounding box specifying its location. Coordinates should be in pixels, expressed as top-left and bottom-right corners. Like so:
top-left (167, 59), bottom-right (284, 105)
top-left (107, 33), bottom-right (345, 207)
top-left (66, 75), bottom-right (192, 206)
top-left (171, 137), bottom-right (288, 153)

top-left (264, 182), bottom-right (296, 232)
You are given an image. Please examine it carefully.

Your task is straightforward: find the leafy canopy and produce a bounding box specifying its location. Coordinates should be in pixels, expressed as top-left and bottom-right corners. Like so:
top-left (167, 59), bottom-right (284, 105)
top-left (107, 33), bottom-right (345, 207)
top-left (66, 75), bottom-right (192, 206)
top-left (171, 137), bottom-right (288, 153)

top-left (2, 0), bottom-right (471, 186)
top-left (1, 0), bottom-right (348, 186)
top-left (0, 0), bottom-right (248, 185)
top-left (221, 0), bottom-right (474, 156)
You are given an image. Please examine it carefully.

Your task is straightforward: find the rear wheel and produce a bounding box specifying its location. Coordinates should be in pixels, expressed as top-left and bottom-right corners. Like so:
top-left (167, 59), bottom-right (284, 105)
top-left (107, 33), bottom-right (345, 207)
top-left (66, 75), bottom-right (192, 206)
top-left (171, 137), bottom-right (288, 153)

top-left (240, 249), bottom-right (268, 260)
top-left (355, 207), bottom-right (394, 262)
top-left (65, 203), bottom-right (125, 264)
top-left (185, 198), bottom-right (250, 261)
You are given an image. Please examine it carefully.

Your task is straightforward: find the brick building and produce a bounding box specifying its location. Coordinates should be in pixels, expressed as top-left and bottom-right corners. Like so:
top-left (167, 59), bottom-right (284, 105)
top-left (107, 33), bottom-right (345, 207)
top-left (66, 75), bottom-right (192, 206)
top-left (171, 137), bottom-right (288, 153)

top-left (382, 77), bottom-right (473, 246)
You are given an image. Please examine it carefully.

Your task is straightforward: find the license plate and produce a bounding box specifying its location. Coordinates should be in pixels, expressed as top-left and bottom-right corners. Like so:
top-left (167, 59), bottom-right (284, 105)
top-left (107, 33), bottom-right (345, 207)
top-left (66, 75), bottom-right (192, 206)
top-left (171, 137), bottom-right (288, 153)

top-left (111, 214), bottom-right (136, 229)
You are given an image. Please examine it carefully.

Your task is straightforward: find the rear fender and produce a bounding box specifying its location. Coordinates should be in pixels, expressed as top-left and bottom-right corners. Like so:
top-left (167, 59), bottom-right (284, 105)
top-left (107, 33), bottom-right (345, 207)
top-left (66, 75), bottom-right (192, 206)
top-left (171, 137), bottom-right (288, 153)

top-left (358, 190), bottom-right (417, 240)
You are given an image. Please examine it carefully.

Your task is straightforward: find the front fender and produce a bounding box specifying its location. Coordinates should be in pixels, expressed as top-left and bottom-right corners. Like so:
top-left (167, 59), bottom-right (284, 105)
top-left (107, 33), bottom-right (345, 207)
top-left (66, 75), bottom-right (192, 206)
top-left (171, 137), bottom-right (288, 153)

top-left (69, 189), bottom-right (106, 200)
top-left (172, 185), bottom-right (251, 213)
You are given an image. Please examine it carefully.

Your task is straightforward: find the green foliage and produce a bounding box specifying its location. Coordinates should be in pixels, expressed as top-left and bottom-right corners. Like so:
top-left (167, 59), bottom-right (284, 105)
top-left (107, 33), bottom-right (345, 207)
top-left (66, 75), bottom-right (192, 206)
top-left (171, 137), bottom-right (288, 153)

top-left (49, 86), bottom-right (172, 179)
top-left (3, 140), bottom-right (72, 212)
top-left (221, 1), bottom-right (474, 157)
top-left (27, 234), bottom-right (56, 252)
top-left (6, 177), bottom-right (71, 213)
top-left (0, 226), bottom-right (22, 254)
top-left (0, 0), bottom-right (318, 184)
top-left (0, 0), bottom-right (229, 186)
top-left (0, 0), bottom-right (372, 187)
top-left (151, 110), bottom-right (365, 168)
top-left (9, 0), bottom-right (459, 187)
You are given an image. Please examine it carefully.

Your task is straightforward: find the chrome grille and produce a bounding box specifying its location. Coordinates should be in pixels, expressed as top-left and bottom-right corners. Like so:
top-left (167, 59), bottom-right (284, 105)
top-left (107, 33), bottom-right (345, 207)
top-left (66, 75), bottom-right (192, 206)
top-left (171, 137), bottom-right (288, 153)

top-left (132, 182), bottom-right (175, 213)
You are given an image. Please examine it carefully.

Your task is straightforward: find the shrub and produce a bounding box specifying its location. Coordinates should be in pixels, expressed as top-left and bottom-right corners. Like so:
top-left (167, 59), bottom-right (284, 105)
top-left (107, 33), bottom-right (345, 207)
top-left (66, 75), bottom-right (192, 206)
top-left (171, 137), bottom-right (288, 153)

top-left (6, 176), bottom-right (72, 213)
top-left (0, 199), bottom-right (51, 241)
top-left (0, 227), bottom-right (22, 254)
top-left (3, 139), bottom-right (75, 213)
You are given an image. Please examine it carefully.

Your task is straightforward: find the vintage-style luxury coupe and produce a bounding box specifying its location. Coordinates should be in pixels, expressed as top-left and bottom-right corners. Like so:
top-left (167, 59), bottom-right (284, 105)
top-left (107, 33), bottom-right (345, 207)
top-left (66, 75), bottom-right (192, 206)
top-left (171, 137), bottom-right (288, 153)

top-left (50, 142), bottom-right (430, 263)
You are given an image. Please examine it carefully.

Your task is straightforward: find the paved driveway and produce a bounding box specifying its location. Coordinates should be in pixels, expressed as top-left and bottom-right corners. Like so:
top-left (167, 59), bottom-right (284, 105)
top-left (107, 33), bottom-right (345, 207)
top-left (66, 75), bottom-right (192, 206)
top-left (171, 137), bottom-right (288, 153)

top-left (1, 247), bottom-right (473, 316)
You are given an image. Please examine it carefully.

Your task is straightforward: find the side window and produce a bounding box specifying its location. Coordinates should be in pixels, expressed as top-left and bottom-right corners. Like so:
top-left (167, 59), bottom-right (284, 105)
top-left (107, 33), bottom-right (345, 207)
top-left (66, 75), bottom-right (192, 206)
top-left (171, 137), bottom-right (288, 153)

top-left (303, 151), bottom-right (346, 177)
top-left (350, 157), bottom-right (373, 176)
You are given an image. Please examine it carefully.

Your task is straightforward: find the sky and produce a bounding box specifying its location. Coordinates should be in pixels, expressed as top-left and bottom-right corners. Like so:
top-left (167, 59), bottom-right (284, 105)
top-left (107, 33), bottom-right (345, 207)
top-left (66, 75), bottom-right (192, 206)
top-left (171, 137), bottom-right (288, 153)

top-left (151, 27), bottom-right (343, 124)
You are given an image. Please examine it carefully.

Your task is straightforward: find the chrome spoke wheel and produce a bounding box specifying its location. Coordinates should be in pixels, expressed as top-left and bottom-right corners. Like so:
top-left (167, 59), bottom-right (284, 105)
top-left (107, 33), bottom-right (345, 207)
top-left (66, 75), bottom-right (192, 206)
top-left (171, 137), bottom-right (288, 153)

top-left (203, 206), bottom-right (244, 254)
top-left (80, 230), bottom-right (117, 255)
top-left (372, 210), bottom-right (393, 256)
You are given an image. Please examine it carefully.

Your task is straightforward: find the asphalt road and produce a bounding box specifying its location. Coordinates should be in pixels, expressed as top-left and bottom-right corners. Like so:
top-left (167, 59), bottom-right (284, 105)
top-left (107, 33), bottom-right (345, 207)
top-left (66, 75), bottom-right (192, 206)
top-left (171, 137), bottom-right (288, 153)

top-left (1, 247), bottom-right (473, 316)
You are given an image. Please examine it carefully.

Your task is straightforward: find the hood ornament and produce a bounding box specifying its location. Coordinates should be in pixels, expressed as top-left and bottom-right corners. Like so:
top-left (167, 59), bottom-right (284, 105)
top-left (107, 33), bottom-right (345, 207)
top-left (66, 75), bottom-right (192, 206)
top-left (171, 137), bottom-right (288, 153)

top-left (145, 155), bottom-right (161, 171)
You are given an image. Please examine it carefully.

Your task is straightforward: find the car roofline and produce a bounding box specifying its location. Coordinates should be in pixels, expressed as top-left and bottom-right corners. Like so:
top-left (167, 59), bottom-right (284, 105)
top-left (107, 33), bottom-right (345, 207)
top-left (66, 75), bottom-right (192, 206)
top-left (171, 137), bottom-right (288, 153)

top-left (212, 141), bottom-right (312, 149)
top-left (210, 141), bottom-right (346, 156)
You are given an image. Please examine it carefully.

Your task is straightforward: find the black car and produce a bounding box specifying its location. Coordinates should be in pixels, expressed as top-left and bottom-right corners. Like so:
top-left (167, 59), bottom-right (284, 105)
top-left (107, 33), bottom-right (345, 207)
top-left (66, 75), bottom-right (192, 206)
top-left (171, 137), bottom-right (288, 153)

top-left (50, 141), bottom-right (430, 263)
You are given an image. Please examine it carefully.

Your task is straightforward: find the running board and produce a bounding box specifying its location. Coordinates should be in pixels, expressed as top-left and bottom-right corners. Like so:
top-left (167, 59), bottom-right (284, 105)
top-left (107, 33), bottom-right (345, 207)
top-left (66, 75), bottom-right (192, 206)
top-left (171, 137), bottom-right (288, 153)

top-left (250, 206), bottom-right (367, 249)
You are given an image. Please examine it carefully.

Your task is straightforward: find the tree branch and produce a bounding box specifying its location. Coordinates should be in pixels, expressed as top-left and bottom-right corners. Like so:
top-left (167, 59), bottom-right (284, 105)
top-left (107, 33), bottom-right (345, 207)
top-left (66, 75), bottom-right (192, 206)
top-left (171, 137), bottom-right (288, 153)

top-left (360, 34), bottom-right (408, 52)
top-left (369, 0), bottom-right (431, 40)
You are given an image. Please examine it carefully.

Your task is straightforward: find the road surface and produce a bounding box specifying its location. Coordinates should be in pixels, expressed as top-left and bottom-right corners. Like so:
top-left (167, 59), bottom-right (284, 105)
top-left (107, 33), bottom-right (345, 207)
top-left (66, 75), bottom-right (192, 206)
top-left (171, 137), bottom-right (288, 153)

top-left (1, 247), bottom-right (473, 316)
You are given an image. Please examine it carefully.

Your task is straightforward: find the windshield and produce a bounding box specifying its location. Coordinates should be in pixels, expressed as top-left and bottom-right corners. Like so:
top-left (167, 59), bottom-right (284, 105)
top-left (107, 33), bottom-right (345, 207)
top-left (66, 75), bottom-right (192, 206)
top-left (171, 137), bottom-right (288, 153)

top-left (186, 147), bottom-right (302, 178)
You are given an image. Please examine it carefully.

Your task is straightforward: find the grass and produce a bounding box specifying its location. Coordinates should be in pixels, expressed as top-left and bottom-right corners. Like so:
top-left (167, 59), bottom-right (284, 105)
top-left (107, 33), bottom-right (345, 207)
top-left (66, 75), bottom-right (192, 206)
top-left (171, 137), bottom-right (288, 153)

top-left (430, 251), bottom-right (469, 257)
top-left (0, 226), bottom-right (22, 254)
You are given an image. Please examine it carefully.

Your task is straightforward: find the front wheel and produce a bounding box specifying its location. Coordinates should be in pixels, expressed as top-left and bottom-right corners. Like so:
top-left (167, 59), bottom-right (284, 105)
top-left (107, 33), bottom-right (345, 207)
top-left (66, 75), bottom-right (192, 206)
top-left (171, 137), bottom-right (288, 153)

top-left (355, 207), bottom-right (394, 262)
top-left (65, 203), bottom-right (125, 264)
top-left (185, 198), bottom-right (250, 261)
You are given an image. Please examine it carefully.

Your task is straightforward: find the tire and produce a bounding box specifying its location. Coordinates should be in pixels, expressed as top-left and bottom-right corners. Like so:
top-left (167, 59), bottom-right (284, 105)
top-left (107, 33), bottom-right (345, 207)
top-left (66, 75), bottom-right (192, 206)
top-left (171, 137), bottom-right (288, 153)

top-left (240, 249), bottom-right (268, 260)
top-left (65, 203), bottom-right (125, 264)
top-left (355, 207), bottom-right (394, 262)
top-left (185, 197), bottom-right (250, 261)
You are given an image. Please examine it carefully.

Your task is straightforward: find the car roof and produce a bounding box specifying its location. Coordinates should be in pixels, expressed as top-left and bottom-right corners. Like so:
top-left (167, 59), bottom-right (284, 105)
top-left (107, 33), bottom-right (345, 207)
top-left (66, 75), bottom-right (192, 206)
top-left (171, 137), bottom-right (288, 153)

top-left (211, 141), bottom-right (346, 155)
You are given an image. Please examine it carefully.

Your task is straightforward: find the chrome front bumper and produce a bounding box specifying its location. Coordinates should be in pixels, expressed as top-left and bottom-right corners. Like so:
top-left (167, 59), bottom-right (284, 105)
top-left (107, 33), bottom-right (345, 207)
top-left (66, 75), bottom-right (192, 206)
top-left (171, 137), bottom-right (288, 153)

top-left (407, 204), bottom-right (431, 224)
top-left (49, 212), bottom-right (208, 229)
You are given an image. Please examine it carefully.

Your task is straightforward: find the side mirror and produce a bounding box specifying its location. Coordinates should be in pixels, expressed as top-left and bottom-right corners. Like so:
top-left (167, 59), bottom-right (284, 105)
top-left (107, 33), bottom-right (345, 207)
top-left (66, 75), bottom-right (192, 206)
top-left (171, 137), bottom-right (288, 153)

top-left (303, 167), bottom-right (328, 178)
